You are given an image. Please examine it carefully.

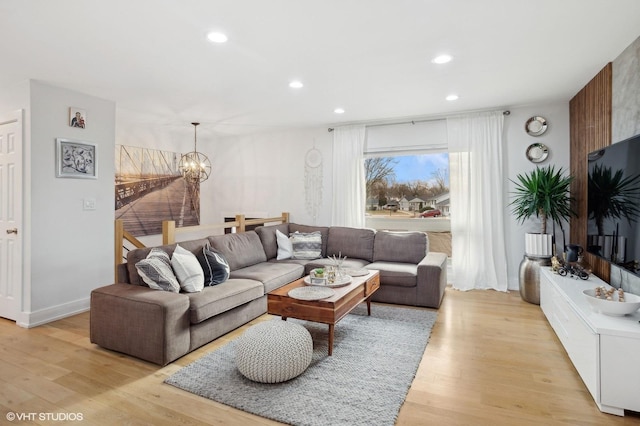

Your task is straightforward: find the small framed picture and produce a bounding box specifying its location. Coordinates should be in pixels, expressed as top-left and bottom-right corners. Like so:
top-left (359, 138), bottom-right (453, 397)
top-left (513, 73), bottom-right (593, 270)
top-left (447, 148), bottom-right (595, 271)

top-left (56, 138), bottom-right (97, 179)
top-left (69, 107), bottom-right (86, 129)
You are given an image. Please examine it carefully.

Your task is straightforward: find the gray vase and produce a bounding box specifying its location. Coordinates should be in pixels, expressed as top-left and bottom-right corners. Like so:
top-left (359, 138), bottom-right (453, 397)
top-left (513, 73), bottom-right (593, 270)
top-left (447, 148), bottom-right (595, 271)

top-left (519, 255), bottom-right (552, 305)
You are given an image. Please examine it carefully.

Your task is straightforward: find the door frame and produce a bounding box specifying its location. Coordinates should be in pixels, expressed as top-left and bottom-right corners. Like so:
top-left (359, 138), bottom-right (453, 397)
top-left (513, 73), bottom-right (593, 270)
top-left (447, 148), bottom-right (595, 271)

top-left (0, 109), bottom-right (26, 325)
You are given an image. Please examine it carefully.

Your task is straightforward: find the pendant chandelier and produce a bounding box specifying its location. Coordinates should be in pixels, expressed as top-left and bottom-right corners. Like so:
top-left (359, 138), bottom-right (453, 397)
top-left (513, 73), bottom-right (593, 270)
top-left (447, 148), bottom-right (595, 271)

top-left (179, 122), bottom-right (211, 183)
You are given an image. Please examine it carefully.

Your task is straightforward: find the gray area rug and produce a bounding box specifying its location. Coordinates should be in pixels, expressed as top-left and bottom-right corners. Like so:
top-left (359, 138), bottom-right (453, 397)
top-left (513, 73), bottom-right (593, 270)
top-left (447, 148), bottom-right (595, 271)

top-left (165, 304), bottom-right (437, 426)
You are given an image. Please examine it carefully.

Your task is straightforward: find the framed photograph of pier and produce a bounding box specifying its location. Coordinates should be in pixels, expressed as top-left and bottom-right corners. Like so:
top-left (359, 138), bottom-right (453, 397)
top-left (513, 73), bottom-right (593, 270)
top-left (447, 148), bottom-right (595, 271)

top-left (115, 144), bottom-right (199, 236)
top-left (56, 138), bottom-right (97, 179)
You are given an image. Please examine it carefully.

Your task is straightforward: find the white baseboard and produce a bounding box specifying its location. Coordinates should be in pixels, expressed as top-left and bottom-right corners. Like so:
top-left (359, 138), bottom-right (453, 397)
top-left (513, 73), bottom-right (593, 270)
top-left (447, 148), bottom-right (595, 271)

top-left (16, 297), bottom-right (90, 328)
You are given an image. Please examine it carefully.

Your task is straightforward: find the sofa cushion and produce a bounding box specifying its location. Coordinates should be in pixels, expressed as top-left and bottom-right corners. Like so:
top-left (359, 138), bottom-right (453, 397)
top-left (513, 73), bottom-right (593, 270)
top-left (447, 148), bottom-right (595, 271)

top-left (186, 278), bottom-right (264, 324)
top-left (135, 248), bottom-right (180, 293)
top-left (373, 231), bottom-right (428, 264)
top-left (196, 242), bottom-right (230, 286)
top-left (255, 223), bottom-right (290, 260)
top-left (366, 261), bottom-right (418, 288)
top-left (326, 226), bottom-right (375, 262)
top-left (276, 229), bottom-right (293, 260)
top-left (301, 258), bottom-right (370, 275)
top-left (289, 223), bottom-right (329, 257)
top-left (171, 244), bottom-right (205, 293)
top-left (290, 231), bottom-right (322, 259)
top-left (126, 238), bottom-right (209, 286)
top-left (231, 262), bottom-right (304, 293)
top-left (208, 231), bottom-right (267, 271)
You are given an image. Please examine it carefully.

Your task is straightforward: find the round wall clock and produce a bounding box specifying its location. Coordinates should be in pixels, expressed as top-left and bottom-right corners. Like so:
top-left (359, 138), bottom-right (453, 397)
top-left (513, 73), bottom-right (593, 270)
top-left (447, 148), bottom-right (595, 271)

top-left (525, 116), bottom-right (548, 136)
top-left (526, 143), bottom-right (549, 163)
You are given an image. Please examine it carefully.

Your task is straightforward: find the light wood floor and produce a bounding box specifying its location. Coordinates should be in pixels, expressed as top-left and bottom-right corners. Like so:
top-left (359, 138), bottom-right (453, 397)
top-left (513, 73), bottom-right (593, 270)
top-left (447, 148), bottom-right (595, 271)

top-left (1, 288), bottom-right (639, 425)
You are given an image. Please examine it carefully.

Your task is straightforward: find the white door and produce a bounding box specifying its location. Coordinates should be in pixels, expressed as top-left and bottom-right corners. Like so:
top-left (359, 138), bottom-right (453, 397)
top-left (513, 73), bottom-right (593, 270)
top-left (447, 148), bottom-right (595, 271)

top-left (0, 110), bottom-right (23, 321)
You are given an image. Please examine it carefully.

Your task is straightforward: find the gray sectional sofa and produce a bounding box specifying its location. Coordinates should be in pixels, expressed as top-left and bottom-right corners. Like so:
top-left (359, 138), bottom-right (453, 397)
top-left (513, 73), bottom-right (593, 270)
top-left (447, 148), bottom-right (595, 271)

top-left (90, 223), bottom-right (447, 365)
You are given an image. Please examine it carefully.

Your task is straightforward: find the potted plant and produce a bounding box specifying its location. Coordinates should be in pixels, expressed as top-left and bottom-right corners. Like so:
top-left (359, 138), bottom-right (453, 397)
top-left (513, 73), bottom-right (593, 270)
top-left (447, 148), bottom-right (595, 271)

top-left (510, 165), bottom-right (576, 304)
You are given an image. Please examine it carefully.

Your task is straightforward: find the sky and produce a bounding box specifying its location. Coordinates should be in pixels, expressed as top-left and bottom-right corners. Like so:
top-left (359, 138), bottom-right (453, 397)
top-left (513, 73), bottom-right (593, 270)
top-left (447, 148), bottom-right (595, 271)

top-left (392, 153), bottom-right (449, 185)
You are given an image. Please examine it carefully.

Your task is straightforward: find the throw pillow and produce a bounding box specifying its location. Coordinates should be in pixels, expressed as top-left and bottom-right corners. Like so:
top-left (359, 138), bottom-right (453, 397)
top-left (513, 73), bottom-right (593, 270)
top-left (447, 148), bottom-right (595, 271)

top-left (276, 229), bottom-right (293, 260)
top-left (290, 231), bottom-right (322, 259)
top-left (196, 242), bottom-right (231, 286)
top-left (171, 244), bottom-right (205, 293)
top-left (135, 248), bottom-right (180, 293)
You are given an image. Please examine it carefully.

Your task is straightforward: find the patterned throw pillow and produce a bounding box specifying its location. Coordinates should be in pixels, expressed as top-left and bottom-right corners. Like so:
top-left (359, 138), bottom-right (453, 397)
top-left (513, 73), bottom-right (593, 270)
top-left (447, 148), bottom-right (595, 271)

top-left (276, 229), bottom-right (293, 260)
top-left (135, 248), bottom-right (180, 292)
top-left (196, 242), bottom-right (231, 286)
top-left (290, 231), bottom-right (322, 259)
top-left (171, 244), bottom-right (205, 293)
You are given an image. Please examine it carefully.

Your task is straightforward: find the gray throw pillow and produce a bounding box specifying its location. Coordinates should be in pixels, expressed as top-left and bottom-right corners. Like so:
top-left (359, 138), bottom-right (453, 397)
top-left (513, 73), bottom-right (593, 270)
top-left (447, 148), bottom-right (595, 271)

top-left (135, 248), bottom-right (180, 292)
top-left (290, 231), bottom-right (322, 259)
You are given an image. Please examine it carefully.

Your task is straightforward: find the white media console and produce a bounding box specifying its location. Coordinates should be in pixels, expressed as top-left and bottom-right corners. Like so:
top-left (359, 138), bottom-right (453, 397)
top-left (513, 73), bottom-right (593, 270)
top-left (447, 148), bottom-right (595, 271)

top-left (540, 268), bottom-right (640, 416)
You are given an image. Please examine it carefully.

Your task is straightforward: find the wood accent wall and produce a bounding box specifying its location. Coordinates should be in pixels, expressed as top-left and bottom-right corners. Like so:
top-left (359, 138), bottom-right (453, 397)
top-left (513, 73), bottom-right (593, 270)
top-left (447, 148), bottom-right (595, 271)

top-left (569, 63), bottom-right (612, 281)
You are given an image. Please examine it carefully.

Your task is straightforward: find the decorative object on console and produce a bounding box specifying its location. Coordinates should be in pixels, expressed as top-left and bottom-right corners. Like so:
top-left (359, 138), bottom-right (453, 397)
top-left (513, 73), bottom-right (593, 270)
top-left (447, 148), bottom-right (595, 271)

top-left (583, 287), bottom-right (640, 316)
top-left (304, 145), bottom-right (323, 224)
top-left (510, 165), bottom-right (576, 304)
top-left (179, 122), bottom-right (211, 183)
top-left (524, 116), bottom-right (548, 136)
top-left (56, 138), bottom-right (97, 179)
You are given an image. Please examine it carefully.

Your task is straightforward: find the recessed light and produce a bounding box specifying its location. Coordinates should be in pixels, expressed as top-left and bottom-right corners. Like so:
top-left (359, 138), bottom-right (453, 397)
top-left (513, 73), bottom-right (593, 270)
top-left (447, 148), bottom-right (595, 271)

top-left (446, 94), bottom-right (459, 101)
top-left (207, 32), bottom-right (228, 43)
top-left (289, 80), bottom-right (304, 89)
top-left (432, 54), bottom-right (452, 64)
top-left (334, 108), bottom-right (345, 114)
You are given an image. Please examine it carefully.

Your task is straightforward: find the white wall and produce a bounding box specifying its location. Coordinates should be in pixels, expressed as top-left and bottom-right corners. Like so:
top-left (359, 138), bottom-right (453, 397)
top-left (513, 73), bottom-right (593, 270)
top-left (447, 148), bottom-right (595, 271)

top-left (503, 103), bottom-right (571, 290)
top-left (22, 81), bottom-right (115, 326)
top-left (208, 128), bottom-right (333, 226)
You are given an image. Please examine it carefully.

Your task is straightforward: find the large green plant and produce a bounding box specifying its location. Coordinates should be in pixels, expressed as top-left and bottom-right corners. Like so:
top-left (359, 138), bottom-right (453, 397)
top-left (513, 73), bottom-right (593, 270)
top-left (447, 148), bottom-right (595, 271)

top-left (510, 165), bottom-right (576, 234)
top-left (588, 164), bottom-right (640, 235)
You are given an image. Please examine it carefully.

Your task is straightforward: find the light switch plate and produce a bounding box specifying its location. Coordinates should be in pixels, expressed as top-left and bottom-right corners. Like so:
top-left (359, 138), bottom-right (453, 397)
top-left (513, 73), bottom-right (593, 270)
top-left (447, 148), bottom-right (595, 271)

top-left (83, 198), bottom-right (97, 210)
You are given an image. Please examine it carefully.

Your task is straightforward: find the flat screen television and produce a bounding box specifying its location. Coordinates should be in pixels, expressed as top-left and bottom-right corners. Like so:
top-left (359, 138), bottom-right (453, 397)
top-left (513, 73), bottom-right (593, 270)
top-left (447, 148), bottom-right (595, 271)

top-left (587, 134), bottom-right (640, 277)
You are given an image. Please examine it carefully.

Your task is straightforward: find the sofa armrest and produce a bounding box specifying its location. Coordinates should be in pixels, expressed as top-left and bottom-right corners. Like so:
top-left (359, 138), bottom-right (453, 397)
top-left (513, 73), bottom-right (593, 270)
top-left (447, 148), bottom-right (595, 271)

top-left (416, 252), bottom-right (448, 308)
top-left (116, 263), bottom-right (130, 283)
top-left (90, 283), bottom-right (190, 365)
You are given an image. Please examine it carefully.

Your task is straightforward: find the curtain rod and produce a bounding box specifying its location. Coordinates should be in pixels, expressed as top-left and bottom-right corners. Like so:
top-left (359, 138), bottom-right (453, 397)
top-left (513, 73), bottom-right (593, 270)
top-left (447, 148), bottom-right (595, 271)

top-left (327, 110), bottom-right (510, 132)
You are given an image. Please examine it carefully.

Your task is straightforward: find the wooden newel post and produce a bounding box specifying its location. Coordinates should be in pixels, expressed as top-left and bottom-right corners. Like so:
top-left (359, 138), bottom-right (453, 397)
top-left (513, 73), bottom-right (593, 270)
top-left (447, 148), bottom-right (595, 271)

top-left (236, 214), bottom-right (246, 232)
top-left (163, 220), bottom-right (176, 245)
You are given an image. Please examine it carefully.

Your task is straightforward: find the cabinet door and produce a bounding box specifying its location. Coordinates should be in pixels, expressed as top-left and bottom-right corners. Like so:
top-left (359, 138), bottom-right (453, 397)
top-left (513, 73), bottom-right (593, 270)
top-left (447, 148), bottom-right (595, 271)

top-left (600, 335), bottom-right (640, 412)
top-left (540, 275), bottom-right (599, 400)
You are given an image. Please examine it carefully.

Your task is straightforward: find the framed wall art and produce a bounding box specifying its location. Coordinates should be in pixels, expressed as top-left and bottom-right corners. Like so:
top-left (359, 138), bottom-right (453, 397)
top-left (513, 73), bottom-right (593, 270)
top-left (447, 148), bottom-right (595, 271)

top-left (56, 138), bottom-right (97, 179)
top-left (69, 107), bottom-right (86, 128)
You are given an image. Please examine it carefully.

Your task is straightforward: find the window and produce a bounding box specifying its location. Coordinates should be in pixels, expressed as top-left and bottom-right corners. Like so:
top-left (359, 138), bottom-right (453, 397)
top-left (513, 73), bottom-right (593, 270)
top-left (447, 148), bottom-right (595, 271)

top-left (365, 154), bottom-right (449, 216)
top-left (364, 120), bottom-right (451, 256)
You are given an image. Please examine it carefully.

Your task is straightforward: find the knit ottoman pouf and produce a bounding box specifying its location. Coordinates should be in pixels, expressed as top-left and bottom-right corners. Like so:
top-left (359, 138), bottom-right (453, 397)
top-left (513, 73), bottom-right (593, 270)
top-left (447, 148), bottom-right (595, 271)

top-left (235, 320), bottom-right (313, 383)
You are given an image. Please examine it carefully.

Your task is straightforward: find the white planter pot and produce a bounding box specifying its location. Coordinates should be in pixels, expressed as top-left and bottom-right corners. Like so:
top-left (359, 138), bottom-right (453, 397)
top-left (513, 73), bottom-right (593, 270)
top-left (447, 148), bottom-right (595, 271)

top-left (525, 233), bottom-right (553, 257)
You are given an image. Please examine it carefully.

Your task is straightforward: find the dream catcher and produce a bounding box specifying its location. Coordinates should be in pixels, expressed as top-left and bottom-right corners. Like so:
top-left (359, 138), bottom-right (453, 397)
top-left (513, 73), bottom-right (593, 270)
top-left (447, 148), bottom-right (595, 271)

top-left (304, 146), bottom-right (323, 224)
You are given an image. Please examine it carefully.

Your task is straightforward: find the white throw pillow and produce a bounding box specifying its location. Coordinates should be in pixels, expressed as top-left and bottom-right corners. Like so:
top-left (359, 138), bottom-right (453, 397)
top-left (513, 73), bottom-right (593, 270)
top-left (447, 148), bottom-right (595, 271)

top-left (276, 229), bottom-right (293, 260)
top-left (171, 244), bottom-right (205, 293)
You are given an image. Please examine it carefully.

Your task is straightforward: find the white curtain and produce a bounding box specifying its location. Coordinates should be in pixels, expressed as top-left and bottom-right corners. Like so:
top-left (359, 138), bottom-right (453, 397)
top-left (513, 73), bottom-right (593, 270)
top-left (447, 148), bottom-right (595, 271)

top-left (331, 125), bottom-right (366, 227)
top-left (447, 111), bottom-right (508, 291)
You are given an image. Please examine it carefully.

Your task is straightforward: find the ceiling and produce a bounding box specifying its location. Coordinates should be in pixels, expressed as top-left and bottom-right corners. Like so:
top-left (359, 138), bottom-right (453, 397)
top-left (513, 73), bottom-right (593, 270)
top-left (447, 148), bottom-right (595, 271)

top-left (2, 0), bottom-right (640, 136)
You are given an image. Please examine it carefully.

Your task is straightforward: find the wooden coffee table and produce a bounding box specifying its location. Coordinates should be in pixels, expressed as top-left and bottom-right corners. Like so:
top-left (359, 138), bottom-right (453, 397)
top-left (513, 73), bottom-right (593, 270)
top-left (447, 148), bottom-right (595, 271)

top-left (267, 270), bottom-right (380, 355)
